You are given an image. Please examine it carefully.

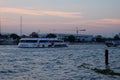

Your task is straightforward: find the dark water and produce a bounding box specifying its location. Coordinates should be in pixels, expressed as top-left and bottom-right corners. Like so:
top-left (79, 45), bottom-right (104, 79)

top-left (0, 44), bottom-right (120, 80)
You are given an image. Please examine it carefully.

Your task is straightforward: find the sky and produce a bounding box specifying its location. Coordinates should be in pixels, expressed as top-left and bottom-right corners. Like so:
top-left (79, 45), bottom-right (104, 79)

top-left (0, 0), bottom-right (120, 37)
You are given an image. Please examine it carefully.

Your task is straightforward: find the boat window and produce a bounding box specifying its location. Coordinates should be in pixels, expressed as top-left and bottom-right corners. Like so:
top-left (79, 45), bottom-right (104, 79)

top-left (27, 40), bottom-right (37, 43)
top-left (54, 40), bottom-right (63, 42)
top-left (49, 40), bottom-right (63, 42)
top-left (39, 40), bottom-right (48, 43)
top-left (20, 40), bottom-right (37, 43)
top-left (20, 40), bottom-right (26, 42)
top-left (39, 40), bottom-right (63, 43)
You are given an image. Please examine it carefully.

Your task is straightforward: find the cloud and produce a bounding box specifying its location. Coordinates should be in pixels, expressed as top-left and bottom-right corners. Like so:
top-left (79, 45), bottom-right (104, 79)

top-left (56, 18), bottom-right (120, 26)
top-left (85, 19), bottom-right (120, 26)
top-left (0, 7), bottom-right (81, 18)
top-left (15, 18), bottom-right (120, 27)
top-left (99, 19), bottom-right (120, 24)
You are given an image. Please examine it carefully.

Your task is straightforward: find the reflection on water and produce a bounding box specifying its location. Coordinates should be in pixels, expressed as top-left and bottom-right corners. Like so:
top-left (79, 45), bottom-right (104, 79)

top-left (0, 44), bottom-right (120, 80)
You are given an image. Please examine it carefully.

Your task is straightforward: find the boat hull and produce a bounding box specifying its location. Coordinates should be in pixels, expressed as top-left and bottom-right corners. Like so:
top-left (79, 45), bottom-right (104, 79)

top-left (18, 38), bottom-right (68, 48)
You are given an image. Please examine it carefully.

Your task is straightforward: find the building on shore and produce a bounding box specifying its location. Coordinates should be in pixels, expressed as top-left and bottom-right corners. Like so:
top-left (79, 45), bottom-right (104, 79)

top-left (0, 34), bottom-right (17, 45)
top-left (119, 33), bottom-right (120, 38)
top-left (39, 33), bottom-right (93, 42)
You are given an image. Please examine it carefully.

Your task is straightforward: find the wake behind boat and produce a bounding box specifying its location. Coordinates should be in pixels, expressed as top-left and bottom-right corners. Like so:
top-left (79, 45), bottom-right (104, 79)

top-left (18, 38), bottom-right (68, 48)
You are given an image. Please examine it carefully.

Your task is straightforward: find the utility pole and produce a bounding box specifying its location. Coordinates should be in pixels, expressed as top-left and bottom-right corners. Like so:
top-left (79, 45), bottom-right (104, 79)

top-left (38, 29), bottom-right (40, 34)
top-left (76, 27), bottom-right (86, 35)
top-left (76, 27), bottom-right (86, 42)
top-left (0, 17), bottom-right (1, 35)
top-left (20, 16), bottom-right (22, 36)
top-left (38, 29), bottom-right (40, 37)
top-left (76, 27), bottom-right (79, 35)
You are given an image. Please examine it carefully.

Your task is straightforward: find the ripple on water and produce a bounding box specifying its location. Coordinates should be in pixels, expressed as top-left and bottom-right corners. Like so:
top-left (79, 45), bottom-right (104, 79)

top-left (0, 44), bottom-right (120, 80)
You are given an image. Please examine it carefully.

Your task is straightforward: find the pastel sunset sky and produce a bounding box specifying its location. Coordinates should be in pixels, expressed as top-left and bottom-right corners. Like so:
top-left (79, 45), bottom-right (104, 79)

top-left (0, 0), bottom-right (120, 37)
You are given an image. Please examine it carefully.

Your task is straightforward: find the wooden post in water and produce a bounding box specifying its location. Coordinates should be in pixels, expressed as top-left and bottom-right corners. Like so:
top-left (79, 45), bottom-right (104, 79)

top-left (105, 49), bottom-right (109, 69)
top-left (105, 49), bottom-right (108, 65)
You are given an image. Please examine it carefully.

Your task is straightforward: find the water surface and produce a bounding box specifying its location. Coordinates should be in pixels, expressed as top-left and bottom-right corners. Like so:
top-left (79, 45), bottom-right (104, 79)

top-left (0, 44), bottom-right (120, 80)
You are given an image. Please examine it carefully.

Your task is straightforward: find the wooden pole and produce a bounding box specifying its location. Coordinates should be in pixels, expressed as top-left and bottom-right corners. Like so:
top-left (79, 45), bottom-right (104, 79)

top-left (105, 49), bottom-right (109, 65)
top-left (105, 49), bottom-right (110, 69)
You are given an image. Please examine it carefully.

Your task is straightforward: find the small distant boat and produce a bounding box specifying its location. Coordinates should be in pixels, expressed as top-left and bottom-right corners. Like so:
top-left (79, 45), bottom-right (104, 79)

top-left (18, 38), bottom-right (68, 48)
top-left (105, 40), bottom-right (120, 47)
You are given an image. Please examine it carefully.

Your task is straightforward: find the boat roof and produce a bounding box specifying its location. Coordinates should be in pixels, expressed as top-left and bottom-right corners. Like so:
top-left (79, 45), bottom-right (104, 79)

top-left (20, 38), bottom-right (59, 40)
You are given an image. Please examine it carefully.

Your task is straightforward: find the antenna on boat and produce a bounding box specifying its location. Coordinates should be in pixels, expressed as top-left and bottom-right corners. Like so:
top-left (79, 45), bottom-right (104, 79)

top-left (20, 16), bottom-right (22, 36)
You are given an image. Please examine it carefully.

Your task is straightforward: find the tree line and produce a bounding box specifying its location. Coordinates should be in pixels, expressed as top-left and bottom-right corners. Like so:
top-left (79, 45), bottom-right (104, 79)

top-left (0, 32), bottom-right (120, 43)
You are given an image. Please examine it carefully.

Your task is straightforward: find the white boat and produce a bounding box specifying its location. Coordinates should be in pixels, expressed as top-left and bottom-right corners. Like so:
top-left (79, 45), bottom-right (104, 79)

top-left (18, 38), bottom-right (68, 48)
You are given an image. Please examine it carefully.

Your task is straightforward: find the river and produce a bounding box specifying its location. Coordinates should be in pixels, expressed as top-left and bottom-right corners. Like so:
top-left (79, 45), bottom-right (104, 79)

top-left (0, 44), bottom-right (120, 80)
